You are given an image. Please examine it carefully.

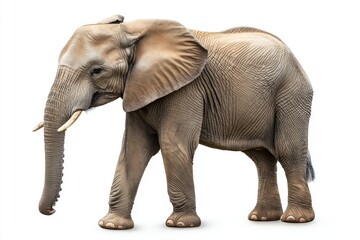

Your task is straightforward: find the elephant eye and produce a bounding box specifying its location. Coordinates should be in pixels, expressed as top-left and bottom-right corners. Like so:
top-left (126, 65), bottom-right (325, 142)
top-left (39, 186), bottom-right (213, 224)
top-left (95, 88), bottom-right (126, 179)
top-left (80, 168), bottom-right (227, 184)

top-left (90, 66), bottom-right (103, 77)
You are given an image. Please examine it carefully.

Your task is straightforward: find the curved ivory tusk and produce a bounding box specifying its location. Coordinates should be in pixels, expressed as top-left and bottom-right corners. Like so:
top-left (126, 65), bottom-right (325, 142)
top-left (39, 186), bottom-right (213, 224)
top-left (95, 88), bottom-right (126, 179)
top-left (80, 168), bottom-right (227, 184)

top-left (32, 121), bottom-right (44, 132)
top-left (57, 110), bottom-right (82, 132)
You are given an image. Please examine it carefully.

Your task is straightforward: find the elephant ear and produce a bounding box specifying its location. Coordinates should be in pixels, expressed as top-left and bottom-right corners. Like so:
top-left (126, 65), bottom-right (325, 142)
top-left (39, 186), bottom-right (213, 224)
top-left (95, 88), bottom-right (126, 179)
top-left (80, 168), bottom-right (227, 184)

top-left (98, 14), bottom-right (124, 24)
top-left (122, 20), bottom-right (208, 112)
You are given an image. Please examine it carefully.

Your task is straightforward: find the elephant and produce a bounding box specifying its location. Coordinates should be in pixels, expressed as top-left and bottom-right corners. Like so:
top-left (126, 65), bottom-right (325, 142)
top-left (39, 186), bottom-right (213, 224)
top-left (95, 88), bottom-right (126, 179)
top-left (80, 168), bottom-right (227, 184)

top-left (33, 14), bottom-right (315, 229)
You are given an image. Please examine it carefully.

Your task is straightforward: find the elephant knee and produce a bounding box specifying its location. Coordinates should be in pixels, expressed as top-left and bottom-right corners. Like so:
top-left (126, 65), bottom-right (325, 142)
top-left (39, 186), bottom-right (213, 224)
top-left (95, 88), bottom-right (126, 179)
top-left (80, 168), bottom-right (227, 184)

top-left (160, 137), bottom-right (198, 163)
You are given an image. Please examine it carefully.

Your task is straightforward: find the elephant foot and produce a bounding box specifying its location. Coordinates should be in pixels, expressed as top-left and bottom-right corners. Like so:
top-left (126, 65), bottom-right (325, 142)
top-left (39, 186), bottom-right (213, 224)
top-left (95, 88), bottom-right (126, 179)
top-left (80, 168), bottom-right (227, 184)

top-left (166, 211), bottom-right (201, 228)
top-left (248, 205), bottom-right (283, 221)
top-left (281, 205), bottom-right (315, 223)
top-left (98, 212), bottom-right (134, 230)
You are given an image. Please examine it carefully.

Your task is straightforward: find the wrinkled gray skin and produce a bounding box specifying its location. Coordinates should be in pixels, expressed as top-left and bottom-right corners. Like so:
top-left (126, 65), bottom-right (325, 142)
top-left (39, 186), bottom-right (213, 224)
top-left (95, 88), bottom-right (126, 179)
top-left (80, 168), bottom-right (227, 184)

top-left (36, 15), bottom-right (315, 229)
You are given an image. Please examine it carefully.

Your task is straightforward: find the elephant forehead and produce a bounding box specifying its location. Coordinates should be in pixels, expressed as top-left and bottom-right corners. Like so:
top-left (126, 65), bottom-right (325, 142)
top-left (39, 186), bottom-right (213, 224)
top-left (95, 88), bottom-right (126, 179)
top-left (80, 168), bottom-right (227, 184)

top-left (58, 39), bottom-right (124, 70)
top-left (58, 25), bottom-right (123, 69)
top-left (58, 39), bottom-right (98, 69)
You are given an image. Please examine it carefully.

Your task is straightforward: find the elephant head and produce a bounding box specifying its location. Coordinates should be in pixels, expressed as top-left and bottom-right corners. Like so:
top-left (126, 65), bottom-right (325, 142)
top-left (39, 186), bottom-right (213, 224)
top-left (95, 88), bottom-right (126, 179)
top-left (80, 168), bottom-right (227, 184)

top-left (34, 15), bottom-right (207, 215)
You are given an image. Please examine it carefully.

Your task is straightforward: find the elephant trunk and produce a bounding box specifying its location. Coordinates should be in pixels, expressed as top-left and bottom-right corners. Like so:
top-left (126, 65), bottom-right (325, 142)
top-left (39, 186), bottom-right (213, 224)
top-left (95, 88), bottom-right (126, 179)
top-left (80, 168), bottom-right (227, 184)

top-left (39, 67), bottom-right (79, 215)
top-left (39, 121), bottom-right (65, 215)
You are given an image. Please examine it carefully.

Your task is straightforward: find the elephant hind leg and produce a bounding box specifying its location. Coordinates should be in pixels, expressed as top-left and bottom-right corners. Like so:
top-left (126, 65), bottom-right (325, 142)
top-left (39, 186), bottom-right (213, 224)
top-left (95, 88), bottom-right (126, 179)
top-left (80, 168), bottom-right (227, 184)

top-left (277, 149), bottom-right (315, 223)
top-left (274, 83), bottom-right (315, 223)
top-left (245, 149), bottom-right (283, 221)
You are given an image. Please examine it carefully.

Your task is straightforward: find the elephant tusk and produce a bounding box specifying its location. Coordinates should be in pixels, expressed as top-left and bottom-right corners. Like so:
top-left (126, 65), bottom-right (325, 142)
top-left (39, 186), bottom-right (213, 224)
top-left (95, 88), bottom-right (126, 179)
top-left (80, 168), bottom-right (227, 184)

top-left (57, 110), bottom-right (82, 132)
top-left (32, 121), bottom-right (44, 132)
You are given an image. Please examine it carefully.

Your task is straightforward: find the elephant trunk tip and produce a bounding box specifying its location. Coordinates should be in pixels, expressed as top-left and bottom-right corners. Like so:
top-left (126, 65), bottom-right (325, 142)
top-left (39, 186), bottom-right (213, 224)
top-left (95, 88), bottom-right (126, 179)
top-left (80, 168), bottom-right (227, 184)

top-left (39, 194), bottom-right (59, 216)
top-left (39, 206), bottom-right (56, 215)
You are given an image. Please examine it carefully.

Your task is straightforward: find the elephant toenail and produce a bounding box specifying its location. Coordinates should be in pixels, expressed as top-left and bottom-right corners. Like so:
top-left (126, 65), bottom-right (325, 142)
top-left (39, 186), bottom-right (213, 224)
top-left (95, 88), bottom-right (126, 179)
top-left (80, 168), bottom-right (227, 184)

top-left (117, 225), bottom-right (124, 229)
top-left (166, 220), bottom-right (174, 226)
top-left (286, 216), bottom-right (295, 221)
top-left (261, 217), bottom-right (267, 220)
top-left (177, 222), bottom-right (185, 227)
top-left (98, 220), bottom-right (104, 226)
top-left (250, 214), bottom-right (258, 220)
top-left (299, 217), bottom-right (306, 223)
top-left (106, 222), bottom-right (116, 228)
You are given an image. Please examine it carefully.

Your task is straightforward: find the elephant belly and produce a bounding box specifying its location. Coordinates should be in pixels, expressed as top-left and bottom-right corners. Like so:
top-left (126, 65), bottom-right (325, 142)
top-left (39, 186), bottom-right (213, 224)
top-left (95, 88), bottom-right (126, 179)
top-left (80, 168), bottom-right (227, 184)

top-left (199, 103), bottom-right (276, 154)
top-left (199, 135), bottom-right (274, 153)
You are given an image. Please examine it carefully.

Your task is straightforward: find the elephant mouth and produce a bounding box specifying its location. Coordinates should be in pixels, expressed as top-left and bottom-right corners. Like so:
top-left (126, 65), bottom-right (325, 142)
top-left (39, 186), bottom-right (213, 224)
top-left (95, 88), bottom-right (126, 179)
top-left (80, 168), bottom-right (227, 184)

top-left (90, 91), bottom-right (120, 108)
top-left (33, 91), bottom-right (121, 132)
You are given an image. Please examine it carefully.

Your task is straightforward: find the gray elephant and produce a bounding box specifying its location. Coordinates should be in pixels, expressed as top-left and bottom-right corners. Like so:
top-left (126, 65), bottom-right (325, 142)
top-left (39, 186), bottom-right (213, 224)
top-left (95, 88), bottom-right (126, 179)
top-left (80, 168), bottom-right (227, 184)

top-left (34, 15), bottom-right (315, 229)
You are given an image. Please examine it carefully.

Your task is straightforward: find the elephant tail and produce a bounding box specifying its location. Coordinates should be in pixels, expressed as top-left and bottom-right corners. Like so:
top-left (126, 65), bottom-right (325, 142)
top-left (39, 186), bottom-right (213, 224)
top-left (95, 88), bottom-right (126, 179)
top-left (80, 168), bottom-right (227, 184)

top-left (306, 151), bottom-right (315, 182)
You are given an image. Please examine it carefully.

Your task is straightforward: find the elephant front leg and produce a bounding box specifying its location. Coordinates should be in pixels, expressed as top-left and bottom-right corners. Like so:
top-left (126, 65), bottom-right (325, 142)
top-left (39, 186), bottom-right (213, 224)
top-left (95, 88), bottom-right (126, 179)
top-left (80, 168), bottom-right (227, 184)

top-left (161, 136), bottom-right (201, 228)
top-left (99, 112), bottom-right (159, 230)
top-left (98, 152), bottom-right (137, 230)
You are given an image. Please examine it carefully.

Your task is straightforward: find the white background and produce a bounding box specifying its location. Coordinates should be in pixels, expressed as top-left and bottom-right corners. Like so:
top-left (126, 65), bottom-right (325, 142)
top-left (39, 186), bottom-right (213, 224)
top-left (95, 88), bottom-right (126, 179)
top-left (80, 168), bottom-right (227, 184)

top-left (1, 0), bottom-right (359, 239)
